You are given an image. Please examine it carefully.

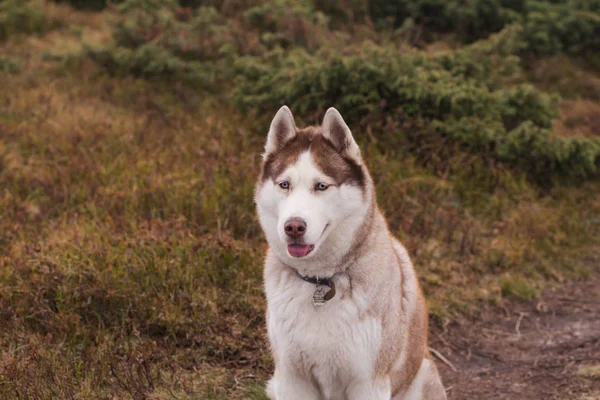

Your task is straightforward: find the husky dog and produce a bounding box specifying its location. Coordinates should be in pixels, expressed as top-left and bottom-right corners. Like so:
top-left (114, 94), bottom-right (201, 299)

top-left (255, 106), bottom-right (447, 400)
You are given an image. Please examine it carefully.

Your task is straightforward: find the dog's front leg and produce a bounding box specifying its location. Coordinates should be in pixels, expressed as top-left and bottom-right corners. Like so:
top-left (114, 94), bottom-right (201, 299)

top-left (269, 368), bottom-right (320, 400)
top-left (345, 377), bottom-right (391, 400)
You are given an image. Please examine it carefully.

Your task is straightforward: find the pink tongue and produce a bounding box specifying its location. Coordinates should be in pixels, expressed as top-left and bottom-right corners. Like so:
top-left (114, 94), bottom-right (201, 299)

top-left (288, 244), bottom-right (311, 257)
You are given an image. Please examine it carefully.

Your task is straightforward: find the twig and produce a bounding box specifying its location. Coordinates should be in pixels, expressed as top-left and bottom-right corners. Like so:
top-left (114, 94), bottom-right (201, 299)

top-left (428, 347), bottom-right (458, 372)
top-left (481, 327), bottom-right (514, 337)
top-left (515, 312), bottom-right (529, 335)
top-left (435, 332), bottom-right (451, 348)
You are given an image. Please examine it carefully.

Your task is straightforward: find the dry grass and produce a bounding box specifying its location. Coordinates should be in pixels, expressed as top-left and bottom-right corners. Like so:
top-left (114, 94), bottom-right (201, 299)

top-left (577, 364), bottom-right (600, 380)
top-left (554, 99), bottom-right (600, 138)
top-left (0, 3), bottom-right (599, 399)
top-left (580, 393), bottom-right (600, 400)
top-left (529, 55), bottom-right (600, 101)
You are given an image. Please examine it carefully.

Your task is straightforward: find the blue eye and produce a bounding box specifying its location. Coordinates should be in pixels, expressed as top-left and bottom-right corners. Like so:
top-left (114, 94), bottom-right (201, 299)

top-left (279, 181), bottom-right (290, 189)
top-left (315, 183), bottom-right (329, 191)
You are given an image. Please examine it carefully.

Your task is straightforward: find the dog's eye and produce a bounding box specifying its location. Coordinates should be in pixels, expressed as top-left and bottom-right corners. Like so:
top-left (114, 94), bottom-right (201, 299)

top-left (315, 183), bottom-right (329, 191)
top-left (279, 181), bottom-right (290, 189)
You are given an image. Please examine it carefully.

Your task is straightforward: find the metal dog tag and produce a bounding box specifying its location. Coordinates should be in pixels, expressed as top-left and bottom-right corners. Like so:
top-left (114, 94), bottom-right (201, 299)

top-left (312, 281), bottom-right (336, 307)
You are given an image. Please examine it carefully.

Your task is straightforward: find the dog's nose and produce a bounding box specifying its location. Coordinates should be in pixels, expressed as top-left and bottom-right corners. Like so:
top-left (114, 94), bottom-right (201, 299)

top-left (284, 218), bottom-right (306, 238)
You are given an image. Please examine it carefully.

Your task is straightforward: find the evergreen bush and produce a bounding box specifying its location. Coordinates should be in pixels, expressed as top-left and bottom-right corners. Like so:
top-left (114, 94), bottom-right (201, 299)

top-left (233, 25), bottom-right (600, 180)
top-left (85, 0), bottom-right (236, 86)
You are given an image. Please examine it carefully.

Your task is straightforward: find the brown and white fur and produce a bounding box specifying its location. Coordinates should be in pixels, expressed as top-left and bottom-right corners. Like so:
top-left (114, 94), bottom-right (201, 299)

top-left (255, 106), bottom-right (447, 400)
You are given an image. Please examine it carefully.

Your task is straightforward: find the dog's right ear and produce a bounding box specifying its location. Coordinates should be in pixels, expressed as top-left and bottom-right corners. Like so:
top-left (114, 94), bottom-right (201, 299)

top-left (264, 105), bottom-right (296, 156)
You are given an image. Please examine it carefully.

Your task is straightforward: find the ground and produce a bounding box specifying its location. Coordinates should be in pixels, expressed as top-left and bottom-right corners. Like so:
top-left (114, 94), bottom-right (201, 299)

top-left (434, 262), bottom-right (600, 400)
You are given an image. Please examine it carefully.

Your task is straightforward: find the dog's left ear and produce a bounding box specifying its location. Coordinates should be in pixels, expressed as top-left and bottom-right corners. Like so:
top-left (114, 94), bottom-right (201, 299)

top-left (322, 107), bottom-right (361, 162)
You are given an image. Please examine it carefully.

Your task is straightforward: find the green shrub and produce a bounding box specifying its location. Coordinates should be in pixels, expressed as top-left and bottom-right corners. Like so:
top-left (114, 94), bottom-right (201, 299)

top-left (0, 0), bottom-right (63, 41)
top-left (245, 0), bottom-right (328, 50)
top-left (50, 0), bottom-right (250, 12)
top-left (311, 0), bottom-right (369, 26)
top-left (86, 43), bottom-right (219, 85)
top-left (234, 25), bottom-right (531, 122)
top-left (85, 0), bottom-right (333, 86)
top-left (409, 0), bottom-right (522, 40)
top-left (233, 25), bottom-right (600, 180)
top-left (0, 56), bottom-right (20, 74)
top-left (86, 0), bottom-right (239, 86)
top-left (369, 0), bottom-right (524, 37)
top-left (51, 0), bottom-right (120, 11)
top-left (523, 1), bottom-right (600, 55)
top-left (367, 0), bottom-right (600, 57)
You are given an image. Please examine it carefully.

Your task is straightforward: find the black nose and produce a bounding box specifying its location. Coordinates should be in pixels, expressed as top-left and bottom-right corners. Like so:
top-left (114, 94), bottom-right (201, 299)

top-left (284, 218), bottom-right (306, 238)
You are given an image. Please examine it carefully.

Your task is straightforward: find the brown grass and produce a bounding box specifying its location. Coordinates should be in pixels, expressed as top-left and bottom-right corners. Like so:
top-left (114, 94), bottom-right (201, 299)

top-left (529, 55), bottom-right (600, 101)
top-left (554, 99), bottom-right (600, 138)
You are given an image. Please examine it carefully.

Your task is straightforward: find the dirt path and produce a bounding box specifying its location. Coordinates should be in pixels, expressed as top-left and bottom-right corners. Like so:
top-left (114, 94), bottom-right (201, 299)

top-left (432, 267), bottom-right (600, 400)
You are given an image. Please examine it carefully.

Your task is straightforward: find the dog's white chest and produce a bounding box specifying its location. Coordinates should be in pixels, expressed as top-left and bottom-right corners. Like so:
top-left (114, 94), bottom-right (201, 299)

top-left (267, 279), bottom-right (382, 397)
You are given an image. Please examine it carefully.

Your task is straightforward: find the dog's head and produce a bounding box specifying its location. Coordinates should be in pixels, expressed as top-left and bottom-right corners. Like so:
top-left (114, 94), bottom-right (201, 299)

top-left (255, 106), bottom-right (373, 271)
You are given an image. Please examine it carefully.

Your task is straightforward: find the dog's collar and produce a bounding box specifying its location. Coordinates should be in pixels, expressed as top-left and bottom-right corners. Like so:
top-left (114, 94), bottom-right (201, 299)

top-left (299, 274), bottom-right (335, 287)
top-left (292, 269), bottom-right (336, 305)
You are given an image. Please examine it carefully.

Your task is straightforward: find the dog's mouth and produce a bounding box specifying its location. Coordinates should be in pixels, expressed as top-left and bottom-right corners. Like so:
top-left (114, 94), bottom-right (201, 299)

top-left (286, 224), bottom-right (329, 258)
top-left (287, 244), bottom-right (315, 258)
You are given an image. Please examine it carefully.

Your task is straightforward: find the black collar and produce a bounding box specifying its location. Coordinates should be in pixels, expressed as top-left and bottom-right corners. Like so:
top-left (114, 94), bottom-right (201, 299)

top-left (293, 269), bottom-right (336, 302)
top-left (298, 273), bottom-right (334, 287)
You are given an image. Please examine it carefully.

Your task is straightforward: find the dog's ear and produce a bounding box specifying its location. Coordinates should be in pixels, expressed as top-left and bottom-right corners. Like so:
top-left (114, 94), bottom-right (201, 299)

top-left (322, 107), bottom-right (361, 162)
top-left (264, 105), bottom-right (296, 156)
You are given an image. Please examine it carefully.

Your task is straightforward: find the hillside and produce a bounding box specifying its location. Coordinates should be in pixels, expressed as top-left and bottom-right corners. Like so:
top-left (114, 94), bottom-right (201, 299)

top-left (0, 0), bottom-right (599, 398)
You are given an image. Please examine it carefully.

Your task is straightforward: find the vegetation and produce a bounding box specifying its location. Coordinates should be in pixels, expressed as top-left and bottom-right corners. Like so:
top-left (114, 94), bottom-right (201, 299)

top-left (233, 25), bottom-right (600, 181)
top-left (0, 0), bottom-right (65, 41)
top-left (0, 0), bottom-right (599, 398)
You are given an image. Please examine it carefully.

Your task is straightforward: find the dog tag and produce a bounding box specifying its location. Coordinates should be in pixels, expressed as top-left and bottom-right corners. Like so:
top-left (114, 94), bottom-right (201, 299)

top-left (312, 281), bottom-right (336, 307)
